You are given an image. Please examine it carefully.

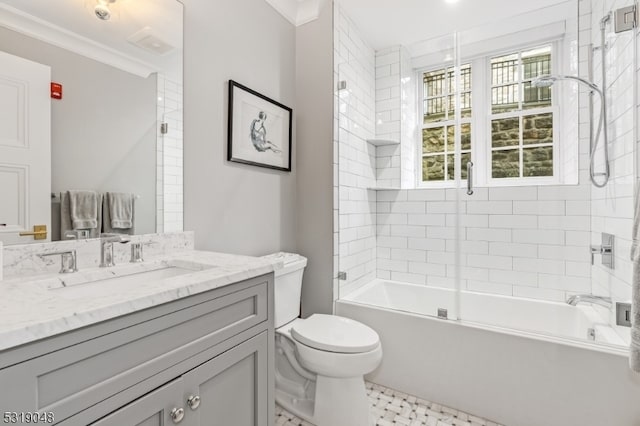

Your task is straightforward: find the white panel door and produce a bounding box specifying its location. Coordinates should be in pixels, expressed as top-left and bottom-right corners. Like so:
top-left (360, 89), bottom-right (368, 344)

top-left (0, 50), bottom-right (50, 245)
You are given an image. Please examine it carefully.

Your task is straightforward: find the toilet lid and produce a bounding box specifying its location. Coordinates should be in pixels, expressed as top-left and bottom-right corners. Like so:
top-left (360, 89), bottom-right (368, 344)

top-left (290, 314), bottom-right (380, 354)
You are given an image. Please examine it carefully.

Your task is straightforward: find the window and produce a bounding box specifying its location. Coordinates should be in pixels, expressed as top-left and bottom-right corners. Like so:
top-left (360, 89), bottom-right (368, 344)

top-left (490, 46), bottom-right (554, 179)
top-left (421, 65), bottom-right (472, 183)
top-left (418, 44), bottom-right (558, 186)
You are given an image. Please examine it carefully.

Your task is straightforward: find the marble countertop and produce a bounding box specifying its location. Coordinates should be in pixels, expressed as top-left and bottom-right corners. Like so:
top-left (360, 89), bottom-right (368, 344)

top-left (0, 250), bottom-right (280, 352)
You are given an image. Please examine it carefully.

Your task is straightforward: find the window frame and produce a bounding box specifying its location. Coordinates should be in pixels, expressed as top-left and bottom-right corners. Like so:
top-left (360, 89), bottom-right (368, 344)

top-left (416, 39), bottom-right (564, 189)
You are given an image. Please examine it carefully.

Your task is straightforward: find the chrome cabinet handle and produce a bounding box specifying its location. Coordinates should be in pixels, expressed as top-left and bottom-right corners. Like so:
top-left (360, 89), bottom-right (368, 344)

top-left (466, 161), bottom-right (474, 195)
top-left (170, 407), bottom-right (185, 424)
top-left (187, 395), bottom-right (201, 410)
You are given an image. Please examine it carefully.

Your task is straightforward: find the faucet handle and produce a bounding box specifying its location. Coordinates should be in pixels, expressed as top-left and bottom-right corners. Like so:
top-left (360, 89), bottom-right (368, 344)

top-left (130, 243), bottom-right (144, 263)
top-left (590, 245), bottom-right (601, 265)
top-left (39, 250), bottom-right (78, 274)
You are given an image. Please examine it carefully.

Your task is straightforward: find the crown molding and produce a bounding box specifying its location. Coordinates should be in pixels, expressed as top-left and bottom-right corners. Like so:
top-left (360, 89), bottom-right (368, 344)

top-left (0, 3), bottom-right (157, 78)
top-left (264, 0), bottom-right (324, 26)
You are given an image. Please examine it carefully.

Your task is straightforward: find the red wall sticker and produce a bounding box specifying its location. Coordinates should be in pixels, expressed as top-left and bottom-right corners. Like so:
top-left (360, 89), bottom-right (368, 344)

top-left (51, 82), bottom-right (62, 99)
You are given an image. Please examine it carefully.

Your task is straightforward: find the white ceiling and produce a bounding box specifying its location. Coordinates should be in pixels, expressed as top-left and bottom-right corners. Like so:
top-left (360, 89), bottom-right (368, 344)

top-left (0, 0), bottom-right (182, 77)
top-left (338, 0), bottom-right (576, 51)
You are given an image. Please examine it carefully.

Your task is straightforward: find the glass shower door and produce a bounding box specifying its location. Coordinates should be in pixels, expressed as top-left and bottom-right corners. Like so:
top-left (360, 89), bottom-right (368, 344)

top-left (337, 29), bottom-right (464, 320)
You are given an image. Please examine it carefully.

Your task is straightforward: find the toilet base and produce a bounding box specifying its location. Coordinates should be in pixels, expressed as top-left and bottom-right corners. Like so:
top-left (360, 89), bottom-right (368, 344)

top-left (276, 376), bottom-right (373, 426)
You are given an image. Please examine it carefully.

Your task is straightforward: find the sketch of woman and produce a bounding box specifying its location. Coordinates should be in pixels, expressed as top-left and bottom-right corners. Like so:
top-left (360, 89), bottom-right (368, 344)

top-left (250, 111), bottom-right (281, 153)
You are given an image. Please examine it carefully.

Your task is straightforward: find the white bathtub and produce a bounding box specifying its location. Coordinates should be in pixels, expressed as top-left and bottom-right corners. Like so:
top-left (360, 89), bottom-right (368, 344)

top-left (336, 279), bottom-right (640, 426)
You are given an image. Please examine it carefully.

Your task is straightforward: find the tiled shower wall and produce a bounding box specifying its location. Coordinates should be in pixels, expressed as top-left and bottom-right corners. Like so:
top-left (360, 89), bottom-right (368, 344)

top-left (156, 74), bottom-right (184, 233)
top-left (375, 47), bottom-right (402, 189)
top-left (335, 5), bottom-right (378, 295)
top-left (376, 185), bottom-right (592, 300)
top-left (588, 0), bottom-right (637, 340)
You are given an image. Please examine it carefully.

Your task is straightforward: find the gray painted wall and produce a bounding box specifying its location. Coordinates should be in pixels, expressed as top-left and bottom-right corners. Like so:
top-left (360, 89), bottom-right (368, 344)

top-left (182, 0), bottom-right (297, 256)
top-left (295, 2), bottom-right (335, 316)
top-left (0, 27), bottom-right (157, 235)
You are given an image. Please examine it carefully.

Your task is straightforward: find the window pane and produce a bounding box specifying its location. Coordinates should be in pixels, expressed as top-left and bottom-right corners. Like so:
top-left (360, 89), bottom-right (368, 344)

top-left (446, 124), bottom-right (472, 151)
top-left (447, 65), bottom-right (471, 92)
top-left (491, 53), bottom-right (519, 85)
top-left (447, 92), bottom-right (472, 118)
top-left (423, 127), bottom-right (445, 154)
top-left (523, 82), bottom-right (551, 109)
top-left (491, 53), bottom-right (519, 114)
top-left (446, 152), bottom-right (471, 180)
top-left (523, 46), bottom-right (552, 109)
top-left (523, 146), bottom-right (553, 176)
top-left (425, 69), bottom-right (446, 97)
top-left (523, 113), bottom-right (553, 145)
top-left (522, 46), bottom-right (551, 79)
top-left (491, 117), bottom-right (519, 148)
top-left (492, 149), bottom-right (520, 178)
top-left (424, 97), bottom-right (446, 123)
top-left (423, 155), bottom-right (445, 181)
top-left (491, 84), bottom-right (519, 113)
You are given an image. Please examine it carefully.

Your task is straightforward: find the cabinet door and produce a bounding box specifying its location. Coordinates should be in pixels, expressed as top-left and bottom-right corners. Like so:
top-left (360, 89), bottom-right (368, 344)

top-left (182, 332), bottom-right (269, 426)
top-left (91, 378), bottom-right (184, 426)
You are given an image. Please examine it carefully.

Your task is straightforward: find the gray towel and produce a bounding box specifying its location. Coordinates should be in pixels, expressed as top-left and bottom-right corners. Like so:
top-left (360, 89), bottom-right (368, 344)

top-left (631, 184), bottom-right (640, 372)
top-left (103, 192), bottom-right (135, 235)
top-left (60, 192), bottom-right (103, 239)
top-left (107, 192), bottom-right (134, 229)
top-left (68, 190), bottom-right (99, 230)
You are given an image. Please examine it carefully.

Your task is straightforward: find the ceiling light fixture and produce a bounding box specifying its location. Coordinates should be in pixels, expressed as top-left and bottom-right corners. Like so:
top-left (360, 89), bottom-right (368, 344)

top-left (95, 0), bottom-right (116, 21)
top-left (445, 0), bottom-right (460, 4)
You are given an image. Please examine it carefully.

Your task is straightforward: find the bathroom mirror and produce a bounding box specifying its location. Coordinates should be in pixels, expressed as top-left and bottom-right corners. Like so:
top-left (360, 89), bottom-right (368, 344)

top-left (0, 0), bottom-right (183, 245)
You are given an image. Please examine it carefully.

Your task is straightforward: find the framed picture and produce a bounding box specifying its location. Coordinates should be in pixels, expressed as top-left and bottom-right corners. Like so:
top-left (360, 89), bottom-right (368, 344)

top-left (227, 80), bottom-right (292, 172)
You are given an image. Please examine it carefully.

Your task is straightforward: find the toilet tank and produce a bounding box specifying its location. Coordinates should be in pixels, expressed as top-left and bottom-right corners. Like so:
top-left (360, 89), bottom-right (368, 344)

top-left (262, 252), bottom-right (307, 328)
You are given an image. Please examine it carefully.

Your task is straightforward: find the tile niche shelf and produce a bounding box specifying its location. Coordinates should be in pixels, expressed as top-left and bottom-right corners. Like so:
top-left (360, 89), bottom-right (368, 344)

top-left (366, 138), bottom-right (400, 146)
top-left (367, 186), bottom-right (401, 191)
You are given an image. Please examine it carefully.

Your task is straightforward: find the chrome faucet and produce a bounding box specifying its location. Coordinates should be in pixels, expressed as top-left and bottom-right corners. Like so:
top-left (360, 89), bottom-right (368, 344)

top-left (39, 250), bottom-right (78, 273)
top-left (100, 234), bottom-right (131, 267)
top-left (566, 294), bottom-right (612, 309)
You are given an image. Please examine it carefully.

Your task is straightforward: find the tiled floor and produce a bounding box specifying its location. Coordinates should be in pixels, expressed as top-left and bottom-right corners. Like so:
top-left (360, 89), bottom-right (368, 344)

top-left (275, 382), bottom-right (503, 426)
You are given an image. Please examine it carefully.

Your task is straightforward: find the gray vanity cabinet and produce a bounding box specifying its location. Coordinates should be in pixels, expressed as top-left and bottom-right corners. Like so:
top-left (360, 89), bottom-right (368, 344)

top-left (0, 273), bottom-right (274, 426)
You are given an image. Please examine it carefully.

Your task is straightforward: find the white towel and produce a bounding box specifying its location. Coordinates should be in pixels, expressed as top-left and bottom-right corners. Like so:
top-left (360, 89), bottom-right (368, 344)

top-left (68, 190), bottom-right (99, 230)
top-left (60, 192), bottom-right (103, 239)
top-left (631, 184), bottom-right (640, 372)
top-left (107, 192), bottom-right (134, 229)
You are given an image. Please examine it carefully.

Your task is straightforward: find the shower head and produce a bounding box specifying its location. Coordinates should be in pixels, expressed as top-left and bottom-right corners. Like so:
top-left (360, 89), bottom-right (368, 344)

top-left (531, 74), bottom-right (602, 96)
top-left (531, 75), bottom-right (557, 88)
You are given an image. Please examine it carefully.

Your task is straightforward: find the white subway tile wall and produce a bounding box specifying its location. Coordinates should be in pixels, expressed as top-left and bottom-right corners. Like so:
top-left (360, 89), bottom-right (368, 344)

top-left (375, 47), bottom-right (402, 188)
top-left (156, 74), bottom-right (184, 233)
top-left (376, 185), bottom-right (592, 302)
top-left (588, 0), bottom-right (636, 343)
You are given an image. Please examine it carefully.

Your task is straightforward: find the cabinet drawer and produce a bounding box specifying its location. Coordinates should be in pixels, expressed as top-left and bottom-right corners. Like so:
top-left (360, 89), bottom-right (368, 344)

top-left (0, 277), bottom-right (269, 423)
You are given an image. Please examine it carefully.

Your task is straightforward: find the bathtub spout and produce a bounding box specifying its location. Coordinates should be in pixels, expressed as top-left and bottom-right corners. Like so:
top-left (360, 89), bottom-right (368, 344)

top-left (566, 294), bottom-right (612, 309)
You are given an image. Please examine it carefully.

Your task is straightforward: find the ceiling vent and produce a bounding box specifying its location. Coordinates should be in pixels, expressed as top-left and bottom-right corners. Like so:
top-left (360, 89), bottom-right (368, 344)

top-left (127, 27), bottom-right (174, 55)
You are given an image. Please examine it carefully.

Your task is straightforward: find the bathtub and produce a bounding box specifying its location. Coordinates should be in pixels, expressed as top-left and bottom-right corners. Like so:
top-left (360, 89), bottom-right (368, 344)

top-left (336, 279), bottom-right (640, 426)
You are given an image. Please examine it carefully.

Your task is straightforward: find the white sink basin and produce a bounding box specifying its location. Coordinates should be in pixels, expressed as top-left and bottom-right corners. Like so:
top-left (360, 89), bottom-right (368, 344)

top-left (32, 259), bottom-right (216, 296)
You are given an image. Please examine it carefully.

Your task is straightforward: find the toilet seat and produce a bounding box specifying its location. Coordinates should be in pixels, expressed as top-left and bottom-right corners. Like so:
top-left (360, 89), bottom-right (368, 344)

top-left (290, 314), bottom-right (380, 354)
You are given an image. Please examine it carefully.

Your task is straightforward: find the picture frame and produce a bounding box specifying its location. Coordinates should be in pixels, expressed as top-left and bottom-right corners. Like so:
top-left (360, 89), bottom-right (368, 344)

top-left (227, 80), bottom-right (293, 172)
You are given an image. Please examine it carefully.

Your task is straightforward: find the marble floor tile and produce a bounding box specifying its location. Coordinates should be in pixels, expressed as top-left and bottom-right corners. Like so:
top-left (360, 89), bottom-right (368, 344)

top-left (275, 381), bottom-right (504, 426)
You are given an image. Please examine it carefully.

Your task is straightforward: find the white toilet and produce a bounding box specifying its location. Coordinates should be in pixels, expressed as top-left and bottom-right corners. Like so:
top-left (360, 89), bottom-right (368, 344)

top-left (263, 252), bottom-right (382, 426)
